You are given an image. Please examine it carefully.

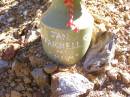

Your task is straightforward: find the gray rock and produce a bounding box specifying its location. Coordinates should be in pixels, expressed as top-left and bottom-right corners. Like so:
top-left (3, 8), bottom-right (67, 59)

top-left (51, 72), bottom-right (94, 97)
top-left (43, 64), bottom-right (58, 74)
top-left (83, 33), bottom-right (116, 72)
top-left (31, 68), bottom-right (48, 87)
top-left (0, 59), bottom-right (9, 73)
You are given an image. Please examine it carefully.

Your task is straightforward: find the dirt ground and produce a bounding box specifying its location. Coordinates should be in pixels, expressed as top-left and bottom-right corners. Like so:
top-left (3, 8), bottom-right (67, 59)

top-left (0, 0), bottom-right (130, 97)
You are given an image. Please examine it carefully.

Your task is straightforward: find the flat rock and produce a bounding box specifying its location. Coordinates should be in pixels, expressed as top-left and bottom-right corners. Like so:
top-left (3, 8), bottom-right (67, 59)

top-left (0, 59), bottom-right (9, 73)
top-left (31, 68), bottom-right (48, 87)
top-left (51, 72), bottom-right (94, 97)
top-left (83, 33), bottom-right (115, 72)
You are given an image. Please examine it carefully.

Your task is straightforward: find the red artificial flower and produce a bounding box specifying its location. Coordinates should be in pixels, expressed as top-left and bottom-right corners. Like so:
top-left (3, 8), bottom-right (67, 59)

top-left (64, 0), bottom-right (79, 32)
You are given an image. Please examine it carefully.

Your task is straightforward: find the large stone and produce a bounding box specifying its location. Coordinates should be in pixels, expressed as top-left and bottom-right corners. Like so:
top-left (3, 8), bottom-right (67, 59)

top-left (31, 68), bottom-right (48, 87)
top-left (51, 72), bottom-right (94, 97)
top-left (0, 59), bottom-right (9, 73)
top-left (83, 33), bottom-right (116, 72)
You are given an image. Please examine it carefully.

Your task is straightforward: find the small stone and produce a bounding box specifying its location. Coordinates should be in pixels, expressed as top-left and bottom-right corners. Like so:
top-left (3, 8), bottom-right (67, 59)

top-left (7, 17), bottom-right (15, 23)
top-left (43, 64), bottom-right (58, 74)
top-left (109, 91), bottom-right (125, 97)
top-left (116, 0), bottom-right (123, 4)
top-left (2, 45), bottom-right (16, 60)
top-left (128, 56), bottom-right (130, 65)
top-left (0, 90), bottom-right (4, 97)
top-left (24, 92), bottom-right (32, 97)
top-left (12, 43), bottom-right (21, 50)
top-left (124, 13), bottom-right (130, 20)
top-left (51, 72), bottom-right (94, 97)
top-left (26, 88), bottom-right (33, 92)
top-left (23, 10), bottom-right (28, 16)
top-left (124, 5), bottom-right (130, 11)
top-left (111, 59), bottom-right (118, 66)
top-left (23, 76), bottom-right (32, 84)
top-left (107, 4), bottom-right (117, 12)
top-left (87, 90), bottom-right (109, 97)
top-left (11, 91), bottom-right (22, 97)
top-left (106, 67), bottom-right (120, 80)
top-left (93, 14), bottom-right (104, 24)
top-left (97, 23), bottom-right (107, 32)
top-left (87, 90), bottom-right (125, 97)
top-left (122, 87), bottom-right (130, 95)
top-left (10, 82), bottom-right (15, 87)
top-left (31, 68), bottom-right (48, 87)
top-left (33, 91), bottom-right (43, 97)
top-left (15, 83), bottom-right (25, 91)
top-left (5, 93), bottom-right (10, 97)
top-left (0, 59), bottom-right (9, 73)
top-left (26, 30), bottom-right (40, 43)
top-left (119, 71), bottom-right (130, 84)
top-left (117, 20), bottom-right (126, 26)
top-left (29, 56), bottom-right (43, 67)
top-left (12, 60), bottom-right (30, 77)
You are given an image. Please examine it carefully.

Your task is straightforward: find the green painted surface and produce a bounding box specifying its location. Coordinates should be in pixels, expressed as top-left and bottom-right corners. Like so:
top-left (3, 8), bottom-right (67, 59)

top-left (40, 0), bottom-right (94, 65)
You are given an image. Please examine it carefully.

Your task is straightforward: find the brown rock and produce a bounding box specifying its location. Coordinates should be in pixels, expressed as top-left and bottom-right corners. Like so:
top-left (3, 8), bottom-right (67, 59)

top-left (96, 23), bottom-right (107, 32)
top-left (5, 93), bottom-right (10, 97)
top-left (122, 87), bottom-right (130, 95)
top-left (29, 56), bottom-right (43, 67)
top-left (15, 83), bottom-right (25, 91)
top-left (119, 71), bottom-right (130, 84)
top-left (24, 92), bottom-right (32, 97)
top-left (43, 64), bottom-right (58, 74)
top-left (33, 91), bottom-right (43, 97)
top-left (31, 68), bottom-right (48, 87)
top-left (10, 82), bottom-right (15, 87)
top-left (2, 45), bottom-right (16, 60)
top-left (106, 67), bottom-right (120, 80)
top-left (128, 56), bottom-right (130, 65)
top-left (11, 91), bottom-right (22, 97)
top-left (23, 76), bottom-right (32, 84)
top-left (12, 60), bottom-right (30, 76)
